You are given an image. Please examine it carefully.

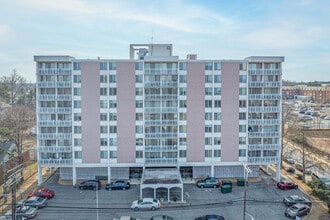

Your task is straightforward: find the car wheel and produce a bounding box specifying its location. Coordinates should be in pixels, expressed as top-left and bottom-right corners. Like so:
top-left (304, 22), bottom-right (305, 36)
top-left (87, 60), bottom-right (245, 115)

top-left (123, 187), bottom-right (126, 190)
top-left (151, 206), bottom-right (156, 210)
top-left (213, 185), bottom-right (217, 188)
top-left (200, 185), bottom-right (204, 188)
top-left (134, 207), bottom-right (139, 211)
top-left (93, 187), bottom-right (96, 191)
top-left (79, 186), bottom-right (83, 190)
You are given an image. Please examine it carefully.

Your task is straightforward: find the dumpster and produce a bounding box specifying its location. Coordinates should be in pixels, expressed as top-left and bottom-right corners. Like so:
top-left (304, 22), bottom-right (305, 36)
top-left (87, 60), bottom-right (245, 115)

top-left (221, 180), bottom-right (232, 187)
top-left (221, 185), bottom-right (232, 194)
top-left (237, 178), bottom-right (245, 186)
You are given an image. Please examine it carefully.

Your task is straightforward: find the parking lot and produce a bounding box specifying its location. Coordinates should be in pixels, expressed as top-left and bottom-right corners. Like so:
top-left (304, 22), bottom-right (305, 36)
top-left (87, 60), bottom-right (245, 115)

top-left (31, 174), bottom-right (310, 220)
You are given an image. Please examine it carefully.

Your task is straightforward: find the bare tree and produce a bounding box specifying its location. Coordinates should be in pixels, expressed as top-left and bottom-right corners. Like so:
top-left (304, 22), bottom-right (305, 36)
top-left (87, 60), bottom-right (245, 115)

top-left (0, 69), bottom-right (27, 105)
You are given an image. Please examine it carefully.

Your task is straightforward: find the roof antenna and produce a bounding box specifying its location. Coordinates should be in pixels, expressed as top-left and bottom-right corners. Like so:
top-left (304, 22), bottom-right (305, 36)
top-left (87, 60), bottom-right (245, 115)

top-left (151, 28), bottom-right (154, 56)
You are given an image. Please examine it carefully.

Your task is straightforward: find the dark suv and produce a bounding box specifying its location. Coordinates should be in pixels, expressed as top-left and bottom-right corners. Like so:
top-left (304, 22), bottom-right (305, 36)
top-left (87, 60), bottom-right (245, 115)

top-left (78, 180), bottom-right (101, 190)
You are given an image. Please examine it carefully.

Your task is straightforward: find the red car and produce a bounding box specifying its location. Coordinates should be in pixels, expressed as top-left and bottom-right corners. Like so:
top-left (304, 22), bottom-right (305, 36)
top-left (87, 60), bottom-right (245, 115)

top-left (28, 188), bottom-right (55, 199)
top-left (277, 181), bottom-right (298, 190)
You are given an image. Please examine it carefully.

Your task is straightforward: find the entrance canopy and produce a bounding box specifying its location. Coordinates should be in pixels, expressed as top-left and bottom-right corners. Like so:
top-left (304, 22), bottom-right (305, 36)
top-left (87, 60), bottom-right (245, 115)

top-left (140, 168), bottom-right (183, 202)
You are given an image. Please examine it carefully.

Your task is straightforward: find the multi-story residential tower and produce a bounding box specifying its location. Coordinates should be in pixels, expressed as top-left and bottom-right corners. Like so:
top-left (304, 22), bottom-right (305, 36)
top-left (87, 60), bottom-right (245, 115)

top-left (35, 44), bottom-right (284, 190)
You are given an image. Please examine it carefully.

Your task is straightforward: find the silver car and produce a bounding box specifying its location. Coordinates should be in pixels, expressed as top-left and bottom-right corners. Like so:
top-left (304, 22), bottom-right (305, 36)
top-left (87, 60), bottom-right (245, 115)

top-left (18, 196), bottom-right (48, 209)
top-left (131, 198), bottom-right (161, 211)
top-left (285, 203), bottom-right (310, 218)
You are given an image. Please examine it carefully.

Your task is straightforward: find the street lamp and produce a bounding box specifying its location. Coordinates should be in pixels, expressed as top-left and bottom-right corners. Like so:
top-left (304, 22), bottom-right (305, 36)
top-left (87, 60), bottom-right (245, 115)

top-left (243, 163), bottom-right (251, 220)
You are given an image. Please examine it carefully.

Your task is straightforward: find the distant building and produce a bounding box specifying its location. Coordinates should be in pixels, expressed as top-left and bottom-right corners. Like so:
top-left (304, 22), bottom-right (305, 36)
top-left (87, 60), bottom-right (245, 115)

top-left (283, 85), bottom-right (330, 103)
top-left (34, 44), bottom-right (284, 185)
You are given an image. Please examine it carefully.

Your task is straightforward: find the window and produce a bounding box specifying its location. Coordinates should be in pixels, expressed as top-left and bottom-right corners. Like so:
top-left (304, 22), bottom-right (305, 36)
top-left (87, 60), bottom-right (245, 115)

top-left (136, 75), bottom-right (143, 83)
top-left (205, 75), bottom-right (212, 83)
top-left (239, 125), bottom-right (246, 132)
top-left (214, 62), bottom-right (221, 70)
top-left (205, 137), bottom-right (212, 145)
top-left (136, 125), bottom-right (143, 134)
top-left (239, 149), bottom-right (246, 157)
top-left (179, 125), bottom-right (187, 133)
top-left (109, 113), bottom-right (117, 121)
top-left (109, 126), bottom-right (117, 133)
top-left (205, 150), bottom-right (212, 157)
top-left (109, 100), bottom-right (117, 108)
top-left (205, 87), bottom-right (212, 95)
top-left (135, 62), bottom-right (143, 70)
top-left (239, 112), bottom-right (246, 120)
top-left (214, 75), bottom-right (221, 83)
top-left (73, 75), bottom-right (81, 83)
top-left (74, 88), bottom-right (81, 96)
top-left (239, 100), bottom-right (246, 108)
top-left (74, 138), bottom-right (81, 146)
top-left (100, 138), bottom-right (108, 146)
top-left (214, 100), bottom-right (221, 108)
top-left (100, 100), bottom-right (108, 108)
top-left (179, 62), bottom-right (187, 70)
top-left (179, 113), bottom-right (186, 120)
top-left (179, 137), bottom-right (186, 145)
top-left (74, 151), bottom-right (82, 159)
top-left (100, 88), bottom-right (107, 96)
top-left (239, 137), bottom-right (246, 145)
top-left (109, 62), bottom-right (116, 70)
top-left (205, 112), bottom-right (212, 120)
top-left (214, 87), bottom-right (221, 95)
top-left (136, 88), bottom-right (143, 96)
top-left (109, 88), bottom-right (117, 96)
top-left (239, 75), bottom-right (247, 83)
top-left (180, 100), bottom-right (187, 108)
top-left (110, 151), bottom-right (117, 158)
top-left (109, 74), bottom-right (116, 83)
top-left (214, 125), bottom-right (221, 132)
top-left (110, 138), bottom-right (117, 146)
top-left (214, 149), bottom-right (221, 157)
top-left (136, 138), bottom-right (143, 146)
top-left (136, 100), bottom-right (143, 108)
top-left (100, 75), bottom-right (107, 83)
top-left (136, 113), bottom-right (143, 121)
top-left (100, 126), bottom-right (108, 133)
top-left (74, 126), bottom-right (81, 134)
top-left (136, 151), bottom-right (143, 158)
top-left (205, 125), bottom-right (212, 133)
top-left (205, 100), bottom-right (212, 108)
top-left (74, 100), bottom-right (81, 108)
top-left (73, 62), bottom-right (81, 70)
top-left (248, 150), bottom-right (261, 157)
top-left (240, 62), bottom-right (247, 71)
top-left (100, 62), bottom-right (107, 70)
top-left (239, 88), bottom-right (247, 95)
top-left (214, 137), bottom-right (221, 145)
top-left (101, 151), bottom-right (108, 159)
top-left (179, 75), bottom-right (186, 83)
top-left (179, 150), bottom-right (186, 158)
top-left (74, 113), bottom-right (81, 121)
top-left (100, 113), bottom-right (107, 121)
top-left (205, 62), bottom-right (213, 70)
top-left (214, 112), bottom-right (221, 120)
top-left (263, 150), bottom-right (277, 157)
top-left (179, 88), bottom-right (186, 96)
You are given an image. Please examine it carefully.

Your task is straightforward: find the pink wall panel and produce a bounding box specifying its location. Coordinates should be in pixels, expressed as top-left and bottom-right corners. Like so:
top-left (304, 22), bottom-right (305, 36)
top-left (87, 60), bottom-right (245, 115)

top-left (221, 62), bottom-right (240, 162)
top-left (116, 62), bottom-right (136, 163)
top-left (81, 62), bottom-right (100, 163)
top-left (186, 62), bottom-right (205, 162)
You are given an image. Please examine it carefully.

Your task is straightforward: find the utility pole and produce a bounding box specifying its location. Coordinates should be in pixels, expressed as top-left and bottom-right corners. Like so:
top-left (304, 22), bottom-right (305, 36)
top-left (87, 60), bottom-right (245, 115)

top-left (243, 163), bottom-right (251, 220)
top-left (11, 181), bottom-right (16, 220)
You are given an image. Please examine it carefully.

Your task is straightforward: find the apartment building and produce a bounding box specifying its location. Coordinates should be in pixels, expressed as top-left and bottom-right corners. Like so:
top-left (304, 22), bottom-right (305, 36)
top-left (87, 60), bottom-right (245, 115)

top-left (34, 44), bottom-right (284, 187)
top-left (283, 85), bottom-right (330, 103)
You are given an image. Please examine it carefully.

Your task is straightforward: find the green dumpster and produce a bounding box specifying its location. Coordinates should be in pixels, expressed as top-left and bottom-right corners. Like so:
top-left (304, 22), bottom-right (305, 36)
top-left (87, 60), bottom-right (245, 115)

top-left (221, 185), bottom-right (232, 194)
top-left (221, 180), bottom-right (232, 187)
top-left (237, 178), bottom-right (245, 186)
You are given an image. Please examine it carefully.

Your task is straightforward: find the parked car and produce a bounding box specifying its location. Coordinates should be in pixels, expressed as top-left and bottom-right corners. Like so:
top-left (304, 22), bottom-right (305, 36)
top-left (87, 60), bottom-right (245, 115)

top-left (106, 180), bottom-right (130, 190)
top-left (285, 203), bottom-right (310, 218)
top-left (277, 181), bottom-right (298, 190)
top-left (78, 181), bottom-right (99, 190)
top-left (131, 198), bottom-right (161, 211)
top-left (284, 166), bottom-right (295, 173)
top-left (284, 157), bottom-right (295, 165)
top-left (28, 188), bottom-right (55, 199)
top-left (17, 196), bottom-right (48, 209)
top-left (298, 115), bottom-right (313, 121)
top-left (87, 179), bottom-right (102, 188)
top-left (113, 216), bottom-right (141, 220)
top-left (283, 195), bottom-right (311, 206)
top-left (195, 215), bottom-right (225, 220)
top-left (196, 177), bottom-right (220, 188)
top-left (150, 215), bottom-right (174, 220)
top-left (5, 206), bottom-right (37, 219)
top-left (324, 116), bottom-right (330, 120)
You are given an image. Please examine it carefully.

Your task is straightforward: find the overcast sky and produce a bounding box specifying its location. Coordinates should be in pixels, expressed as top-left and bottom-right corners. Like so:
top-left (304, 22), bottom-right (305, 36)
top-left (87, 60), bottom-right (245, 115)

top-left (0, 0), bottom-right (329, 82)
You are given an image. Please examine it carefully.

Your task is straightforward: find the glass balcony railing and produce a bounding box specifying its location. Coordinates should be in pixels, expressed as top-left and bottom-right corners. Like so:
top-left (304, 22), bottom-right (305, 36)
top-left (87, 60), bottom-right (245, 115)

top-left (38, 146), bottom-right (72, 152)
top-left (248, 119), bottom-right (281, 125)
top-left (39, 158), bottom-right (72, 166)
top-left (248, 106), bottom-right (281, 113)
top-left (248, 81), bottom-right (281, 87)
top-left (38, 107), bottom-right (71, 114)
top-left (144, 158), bottom-right (178, 165)
top-left (248, 144), bottom-right (280, 150)
top-left (248, 156), bottom-right (279, 164)
top-left (248, 132), bottom-right (280, 138)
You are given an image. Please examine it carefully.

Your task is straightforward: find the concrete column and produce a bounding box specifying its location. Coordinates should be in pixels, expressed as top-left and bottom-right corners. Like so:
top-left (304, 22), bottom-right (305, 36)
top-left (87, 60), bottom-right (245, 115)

top-left (72, 167), bottom-right (77, 185)
top-left (37, 165), bottom-right (42, 185)
top-left (167, 188), bottom-right (170, 202)
top-left (107, 166), bottom-right (111, 183)
top-left (181, 186), bottom-right (184, 202)
top-left (211, 165), bottom-right (214, 177)
top-left (140, 186), bottom-right (142, 199)
top-left (276, 162), bottom-right (281, 182)
top-left (153, 188), bottom-right (156, 199)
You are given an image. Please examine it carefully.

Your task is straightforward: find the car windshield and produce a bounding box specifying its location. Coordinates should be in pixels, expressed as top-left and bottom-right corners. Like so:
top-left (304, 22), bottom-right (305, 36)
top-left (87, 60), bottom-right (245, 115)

top-left (137, 199), bottom-right (143, 204)
top-left (290, 205), bottom-right (299, 211)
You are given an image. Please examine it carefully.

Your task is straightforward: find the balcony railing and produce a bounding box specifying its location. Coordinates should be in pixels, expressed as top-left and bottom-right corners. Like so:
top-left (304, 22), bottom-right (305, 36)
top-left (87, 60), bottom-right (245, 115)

top-left (39, 158), bottom-right (72, 166)
top-left (248, 144), bottom-right (280, 150)
top-left (144, 158), bottom-right (178, 165)
top-left (145, 133), bottom-right (178, 139)
top-left (38, 107), bottom-right (71, 114)
top-left (38, 120), bottom-right (72, 127)
top-left (38, 133), bottom-right (72, 139)
top-left (144, 81), bottom-right (178, 88)
top-left (248, 119), bottom-right (281, 125)
top-left (248, 132), bottom-right (280, 138)
top-left (248, 94), bottom-right (281, 100)
top-left (145, 94), bottom-right (178, 100)
top-left (248, 156), bottom-right (279, 164)
top-left (144, 120), bottom-right (177, 126)
top-left (144, 69), bottom-right (178, 74)
top-left (248, 69), bottom-right (281, 75)
top-left (248, 81), bottom-right (282, 87)
top-left (37, 68), bottom-right (72, 75)
top-left (144, 107), bottom-right (177, 113)
top-left (145, 145), bottom-right (178, 152)
top-left (38, 95), bottom-right (71, 101)
top-left (248, 106), bottom-right (281, 113)
top-left (38, 146), bottom-right (72, 152)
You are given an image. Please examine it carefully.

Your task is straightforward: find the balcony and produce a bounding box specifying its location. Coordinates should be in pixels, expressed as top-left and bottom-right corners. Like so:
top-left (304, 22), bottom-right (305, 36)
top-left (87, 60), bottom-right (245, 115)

top-left (144, 158), bottom-right (178, 165)
top-left (38, 146), bottom-right (72, 152)
top-left (144, 81), bottom-right (178, 88)
top-left (37, 68), bottom-right (72, 75)
top-left (39, 158), bottom-right (72, 166)
top-left (38, 133), bottom-right (72, 139)
top-left (144, 120), bottom-right (177, 126)
top-left (38, 120), bottom-right (72, 127)
top-left (38, 95), bottom-right (71, 101)
top-left (248, 156), bottom-right (279, 164)
top-left (145, 107), bottom-right (177, 113)
top-left (248, 132), bottom-right (280, 138)
top-left (248, 119), bottom-right (281, 125)
top-left (144, 69), bottom-right (178, 75)
top-left (248, 144), bottom-right (280, 150)
top-left (145, 145), bottom-right (178, 152)
top-left (248, 69), bottom-right (281, 75)
top-left (144, 94), bottom-right (178, 100)
top-left (248, 81), bottom-right (281, 87)
top-left (248, 94), bottom-right (281, 100)
top-left (37, 82), bottom-right (56, 87)
top-left (145, 133), bottom-right (178, 139)
top-left (38, 107), bottom-right (71, 114)
top-left (248, 106), bottom-right (281, 113)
